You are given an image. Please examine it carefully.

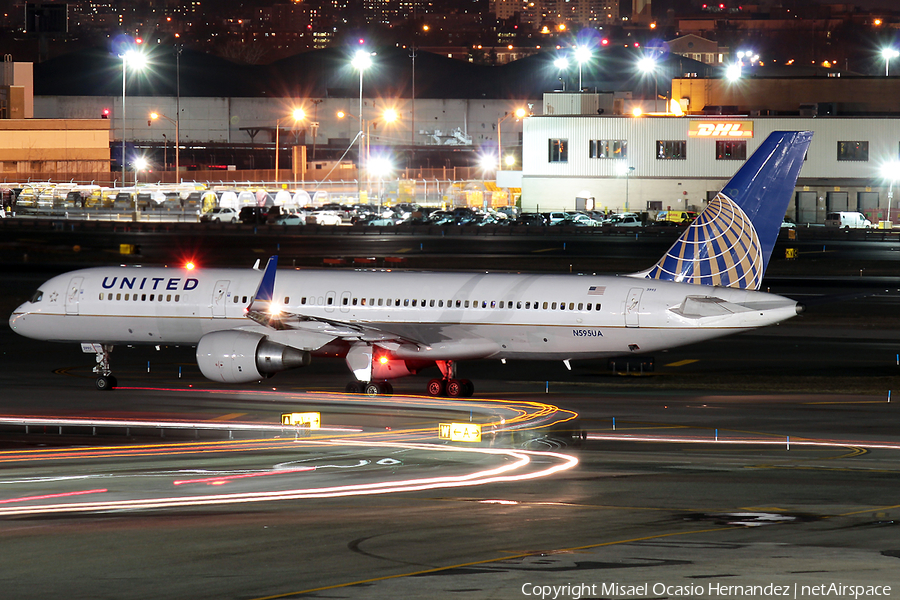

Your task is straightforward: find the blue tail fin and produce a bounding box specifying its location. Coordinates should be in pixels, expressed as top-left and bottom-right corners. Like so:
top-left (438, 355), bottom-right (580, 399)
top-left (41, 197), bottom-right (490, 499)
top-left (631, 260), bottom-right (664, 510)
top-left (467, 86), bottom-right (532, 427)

top-left (641, 130), bottom-right (812, 290)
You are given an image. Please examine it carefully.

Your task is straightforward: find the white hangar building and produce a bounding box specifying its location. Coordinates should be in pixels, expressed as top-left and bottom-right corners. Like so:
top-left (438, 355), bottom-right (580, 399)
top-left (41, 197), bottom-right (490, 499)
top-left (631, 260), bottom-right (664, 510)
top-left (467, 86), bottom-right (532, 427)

top-left (518, 105), bottom-right (900, 225)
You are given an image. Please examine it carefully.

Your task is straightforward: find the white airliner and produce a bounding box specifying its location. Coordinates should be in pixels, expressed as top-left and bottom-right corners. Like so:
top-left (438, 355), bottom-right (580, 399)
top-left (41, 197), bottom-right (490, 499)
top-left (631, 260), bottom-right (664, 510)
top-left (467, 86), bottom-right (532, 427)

top-left (10, 131), bottom-right (813, 396)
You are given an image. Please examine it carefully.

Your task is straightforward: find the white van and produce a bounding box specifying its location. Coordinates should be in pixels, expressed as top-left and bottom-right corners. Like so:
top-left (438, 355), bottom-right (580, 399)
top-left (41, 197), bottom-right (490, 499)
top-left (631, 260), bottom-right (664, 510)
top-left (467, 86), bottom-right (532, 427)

top-left (825, 211), bottom-right (872, 229)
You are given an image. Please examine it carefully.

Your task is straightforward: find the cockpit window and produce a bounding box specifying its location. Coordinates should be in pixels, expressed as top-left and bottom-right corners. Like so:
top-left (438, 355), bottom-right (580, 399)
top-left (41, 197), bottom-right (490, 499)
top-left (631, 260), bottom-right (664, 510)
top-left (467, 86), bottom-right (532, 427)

top-left (30, 290), bottom-right (43, 303)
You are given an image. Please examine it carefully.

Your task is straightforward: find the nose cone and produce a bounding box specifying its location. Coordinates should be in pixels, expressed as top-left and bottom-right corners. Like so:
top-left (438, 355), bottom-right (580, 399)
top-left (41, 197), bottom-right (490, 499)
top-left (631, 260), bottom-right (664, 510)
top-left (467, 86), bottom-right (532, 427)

top-left (9, 302), bottom-right (36, 337)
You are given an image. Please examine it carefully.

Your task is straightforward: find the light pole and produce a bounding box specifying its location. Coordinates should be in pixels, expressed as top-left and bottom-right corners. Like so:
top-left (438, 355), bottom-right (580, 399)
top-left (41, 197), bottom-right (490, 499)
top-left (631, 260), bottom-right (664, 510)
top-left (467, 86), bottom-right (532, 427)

top-left (351, 50), bottom-right (373, 198)
top-left (120, 48), bottom-right (147, 186)
top-left (497, 107), bottom-right (527, 170)
top-left (574, 46), bottom-right (591, 92)
top-left (882, 47), bottom-right (899, 76)
top-left (554, 56), bottom-right (569, 91)
top-left (618, 163), bottom-right (635, 211)
top-left (881, 161), bottom-right (900, 227)
top-left (274, 108), bottom-right (306, 184)
top-left (638, 56), bottom-right (658, 112)
top-left (149, 112), bottom-right (179, 178)
top-left (338, 107), bottom-right (397, 187)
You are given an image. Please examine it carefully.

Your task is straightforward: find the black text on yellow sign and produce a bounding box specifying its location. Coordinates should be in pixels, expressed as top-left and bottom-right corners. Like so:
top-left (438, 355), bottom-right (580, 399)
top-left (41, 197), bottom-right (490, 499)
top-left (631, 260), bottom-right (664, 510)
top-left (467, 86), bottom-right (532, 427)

top-left (439, 422), bottom-right (482, 442)
top-left (281, 412), bottom-right (321, 429)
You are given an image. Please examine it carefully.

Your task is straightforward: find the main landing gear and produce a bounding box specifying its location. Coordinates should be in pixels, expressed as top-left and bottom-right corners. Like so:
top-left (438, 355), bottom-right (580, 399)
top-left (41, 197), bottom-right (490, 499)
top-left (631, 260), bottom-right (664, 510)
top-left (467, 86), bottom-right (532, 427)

top-left (345, 381), bottom-right (393, 396)
top-left (92, 344), bottom-right (117, 391)
top-left (427, 360), bottom-right (474, 398)
top-left (426, 377), bottom-right (474, 398)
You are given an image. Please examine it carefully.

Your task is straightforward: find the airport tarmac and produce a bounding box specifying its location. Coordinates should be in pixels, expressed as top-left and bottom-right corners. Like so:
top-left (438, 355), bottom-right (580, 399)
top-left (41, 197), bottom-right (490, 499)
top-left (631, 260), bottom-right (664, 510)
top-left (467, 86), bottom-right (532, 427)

top-left (2, 265), bottom-right (900, 599)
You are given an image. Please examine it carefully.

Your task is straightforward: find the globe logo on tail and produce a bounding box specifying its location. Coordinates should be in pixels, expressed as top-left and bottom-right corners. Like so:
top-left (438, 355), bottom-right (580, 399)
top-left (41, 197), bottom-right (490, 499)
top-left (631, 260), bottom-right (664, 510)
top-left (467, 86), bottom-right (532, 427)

top-left (646, 192), bottom-right (763, 289)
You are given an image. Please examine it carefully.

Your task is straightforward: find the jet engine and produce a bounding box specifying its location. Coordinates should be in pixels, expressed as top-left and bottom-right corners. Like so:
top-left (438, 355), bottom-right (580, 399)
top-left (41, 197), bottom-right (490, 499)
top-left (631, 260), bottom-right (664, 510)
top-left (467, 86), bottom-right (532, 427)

top-left (196, 330), bottom-right (311, 383)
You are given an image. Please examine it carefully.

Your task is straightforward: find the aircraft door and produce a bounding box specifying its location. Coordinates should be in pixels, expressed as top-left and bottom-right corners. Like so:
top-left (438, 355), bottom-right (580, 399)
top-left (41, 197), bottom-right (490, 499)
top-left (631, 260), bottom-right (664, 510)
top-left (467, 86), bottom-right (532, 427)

top-left (339, 291), bottom-right (351, 313)
top-left (65, 277), bottom-right (83, 315)
top-left (212, 280), bottom-right (230, 318)
top-left (325, 291), bottom-right (336, 313)
top-left (624, 288), bottom-right (643, 328)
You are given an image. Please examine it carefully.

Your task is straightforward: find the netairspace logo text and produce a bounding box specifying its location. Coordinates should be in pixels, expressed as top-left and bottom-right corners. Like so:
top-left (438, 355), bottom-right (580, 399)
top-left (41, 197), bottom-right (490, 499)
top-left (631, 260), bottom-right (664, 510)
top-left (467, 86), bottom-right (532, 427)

top-left (520, 582), bottom-right (893, 600)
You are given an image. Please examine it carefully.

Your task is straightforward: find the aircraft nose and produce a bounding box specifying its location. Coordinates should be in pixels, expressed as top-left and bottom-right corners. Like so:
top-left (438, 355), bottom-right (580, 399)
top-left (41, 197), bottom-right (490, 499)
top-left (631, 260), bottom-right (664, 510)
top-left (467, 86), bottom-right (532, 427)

top-left (9, 303), bottom-right (31, 334)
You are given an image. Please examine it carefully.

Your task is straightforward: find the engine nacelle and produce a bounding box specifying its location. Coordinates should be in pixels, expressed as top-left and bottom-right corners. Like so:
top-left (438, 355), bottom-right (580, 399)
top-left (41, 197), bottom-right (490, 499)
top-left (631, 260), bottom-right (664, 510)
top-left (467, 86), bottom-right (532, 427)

top-left (196, 330), bottom-right (311, 383)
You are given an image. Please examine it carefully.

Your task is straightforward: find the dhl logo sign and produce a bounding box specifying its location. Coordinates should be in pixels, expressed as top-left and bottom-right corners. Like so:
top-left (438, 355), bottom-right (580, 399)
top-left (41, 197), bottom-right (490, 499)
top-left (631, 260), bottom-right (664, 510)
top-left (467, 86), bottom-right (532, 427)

top-left (688, 121), bottom-right (754, 138)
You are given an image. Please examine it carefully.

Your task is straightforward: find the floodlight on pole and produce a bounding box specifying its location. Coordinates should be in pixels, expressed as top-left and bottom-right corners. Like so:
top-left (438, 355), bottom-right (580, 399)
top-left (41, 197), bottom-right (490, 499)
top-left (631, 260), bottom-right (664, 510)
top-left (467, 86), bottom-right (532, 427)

top-left (274, 108), bottom-right (306, 184)
top-left (120, 48), bottom-right (147, 186)
top-left (638, 56), bottom-right (659, 112)
top-left (351, 50), bottom-right (373, 198)
top-left (149, 112), bottom-right (179, 176)
top-left (497, 107), bottom-right (528, 171)
top-left (882, 47), bottom-right (899, 76)
top-left (554, 56), bottom-right (569, 91)
top-left (574, 46), bottom-right (592, 92)
top-left (881, 160), bottom-right (900, 226)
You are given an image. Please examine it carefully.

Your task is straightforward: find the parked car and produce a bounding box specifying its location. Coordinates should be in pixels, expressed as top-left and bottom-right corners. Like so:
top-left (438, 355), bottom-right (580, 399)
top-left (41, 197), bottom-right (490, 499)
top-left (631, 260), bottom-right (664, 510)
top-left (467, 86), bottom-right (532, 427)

top-left (313, 211), bottom-right (343, 226)
top-left (781, 216), bottom-right (797, 229)
top-left (274, 214), bottom-right (307, 226)
top-left (238, 206), bottom-right (268, 224)
top-left (200, 207), bottom-right (238, 223)
top-left (611, 214), bottom-right (643, 227)
top-left (513, 213), bottom-right (547, 226)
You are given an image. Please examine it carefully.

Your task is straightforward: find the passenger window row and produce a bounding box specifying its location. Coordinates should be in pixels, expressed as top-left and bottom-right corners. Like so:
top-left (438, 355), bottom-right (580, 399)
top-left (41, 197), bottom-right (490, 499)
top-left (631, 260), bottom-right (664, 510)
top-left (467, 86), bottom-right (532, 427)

top-left (100, 292), bottom-right (181, 302)
top-left (298, 296), bottom-right (602, 312)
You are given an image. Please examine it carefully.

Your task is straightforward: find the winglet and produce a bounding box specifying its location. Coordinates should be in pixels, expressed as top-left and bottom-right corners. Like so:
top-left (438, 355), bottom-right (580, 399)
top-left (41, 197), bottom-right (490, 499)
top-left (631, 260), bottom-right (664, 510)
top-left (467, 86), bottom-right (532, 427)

top-left (249, 256), bottom-right (278, 309)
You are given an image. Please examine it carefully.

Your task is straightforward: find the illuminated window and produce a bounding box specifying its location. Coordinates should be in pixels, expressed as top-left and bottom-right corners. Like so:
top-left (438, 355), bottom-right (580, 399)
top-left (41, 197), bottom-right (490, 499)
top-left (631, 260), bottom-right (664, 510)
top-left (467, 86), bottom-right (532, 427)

top-left (175, 295), bottom-right (180, 302)
top-left (656, 140), bottom-right (687, 160)
top-left (589, 139), bottom-right (627, 159)
top-left (284, 297), bottom-right (289, 304)
top-left (716, 140), bottom-right (746, 160)
top-left (543, 302), bottom-right (548, 309)
top-left (549, 138), bottom-right (568, 162)
top-left (577, 302), bottom-right (583, 310)
top-left (837, 141), bottom-right (868, 161)
top-left (234, 296), bottom-right (240, 303)
top-left (551, 302), bottom-right (557, 309)
top-left (107, 293), bottom-right (113, 300)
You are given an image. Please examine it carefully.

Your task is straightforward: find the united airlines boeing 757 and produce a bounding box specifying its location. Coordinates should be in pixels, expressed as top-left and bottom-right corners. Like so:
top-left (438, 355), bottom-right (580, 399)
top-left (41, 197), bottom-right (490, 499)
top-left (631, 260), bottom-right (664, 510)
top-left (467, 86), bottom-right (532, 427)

top-left (10, 131), bottom-right (813, 396)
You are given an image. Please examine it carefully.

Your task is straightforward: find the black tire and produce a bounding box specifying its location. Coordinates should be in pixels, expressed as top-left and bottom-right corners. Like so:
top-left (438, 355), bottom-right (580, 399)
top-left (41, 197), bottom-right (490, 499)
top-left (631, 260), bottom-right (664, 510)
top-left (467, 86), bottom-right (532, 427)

top-left (96, 376), bottom-right (115, 391)
top-left (427, 378), bottom-right (445, 396)
top-left (345, 381), bottom-right (361, 394)
top-left (460, 379), bottom-right (474, 397)
top-left (364, 382), bottom-right (381, 396)
top-left (446, 379), bottom-right (463, 398)
top-left (382, 382), bottom-right (393, 396)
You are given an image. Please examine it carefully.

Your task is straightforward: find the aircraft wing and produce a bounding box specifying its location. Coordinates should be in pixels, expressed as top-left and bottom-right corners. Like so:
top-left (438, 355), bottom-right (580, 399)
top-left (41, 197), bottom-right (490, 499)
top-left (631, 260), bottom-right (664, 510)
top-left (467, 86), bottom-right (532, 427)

top-left (245, 256), bottom-right (434, 348)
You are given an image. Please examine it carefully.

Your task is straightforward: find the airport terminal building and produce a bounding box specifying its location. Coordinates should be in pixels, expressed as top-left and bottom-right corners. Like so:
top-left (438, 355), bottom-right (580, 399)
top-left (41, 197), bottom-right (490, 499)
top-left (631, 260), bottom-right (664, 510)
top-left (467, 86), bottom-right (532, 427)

top-left (520, 109), bottom-right (900, 225)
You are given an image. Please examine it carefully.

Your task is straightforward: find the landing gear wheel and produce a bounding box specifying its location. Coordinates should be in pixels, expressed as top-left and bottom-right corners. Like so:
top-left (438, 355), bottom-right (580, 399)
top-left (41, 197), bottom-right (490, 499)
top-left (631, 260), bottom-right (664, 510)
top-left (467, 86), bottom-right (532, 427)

top-left (460, 379), bottom-right (474, 397)
top-left (96, 375), bottom-right (116, 391)
top-left (364, 382), bottom-right (382, 396)
top-left (345, 381), bottom-right (362, 394)
top-left (427, 378), bottom-right (446, 397)
top-left (382, 382), bottom-right (393, 395)
top-left (446, 379), bottom-right (463, 398)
